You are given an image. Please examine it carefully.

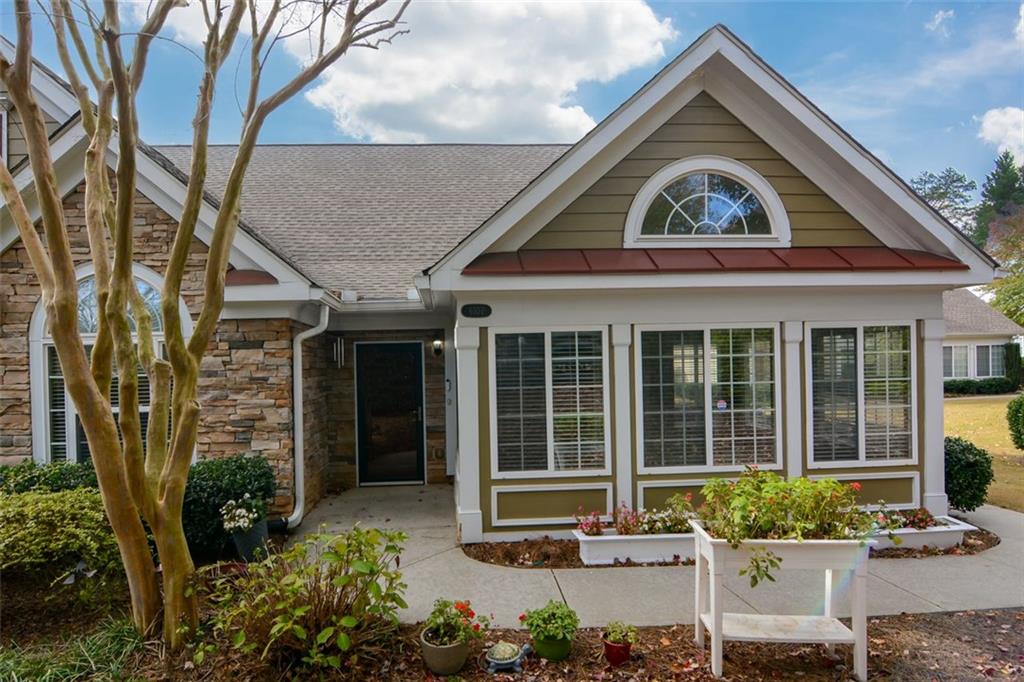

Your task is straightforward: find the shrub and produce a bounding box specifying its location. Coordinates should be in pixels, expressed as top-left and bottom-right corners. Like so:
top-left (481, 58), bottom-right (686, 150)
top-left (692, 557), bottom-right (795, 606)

top-left (944, 377), bottom-right (1016, 396)
top-left (422, 599), bottom-right (490, 646)
top-left (0, 460), bottom-right (97, 494)
top-left (183, 455), bottom-right (277, 559)
top-left (1009, 394), bottom-right (1024, 450)
top-left (208, 527), bottom-right (407, 670)
top-left (603, 621), bottom-right (638, 645)
top-left (519, 601), bottom-right (579, 642)
top-left (1006, 342), bottom-right (1022, 390)
top-left (0, 488), bottom-right (120, 578)
top-left (945, 436), bottom-right (995, 512)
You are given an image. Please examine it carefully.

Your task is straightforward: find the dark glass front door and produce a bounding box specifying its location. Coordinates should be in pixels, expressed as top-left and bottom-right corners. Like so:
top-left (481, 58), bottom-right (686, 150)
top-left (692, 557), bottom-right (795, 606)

top-left (356, 342), bottom-right (425, 484)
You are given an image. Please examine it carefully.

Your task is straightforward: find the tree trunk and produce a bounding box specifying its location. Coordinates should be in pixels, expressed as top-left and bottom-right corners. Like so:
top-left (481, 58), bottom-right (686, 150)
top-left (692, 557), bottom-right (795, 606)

top-left (153, 513), bottom-right (198, 646)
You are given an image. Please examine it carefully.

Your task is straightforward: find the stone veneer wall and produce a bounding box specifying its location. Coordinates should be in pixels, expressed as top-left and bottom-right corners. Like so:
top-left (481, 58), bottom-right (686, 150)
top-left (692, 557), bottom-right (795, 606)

top-left (0, 179), bottom-right (310, 514)
top-left (325, 330), bottom-right (449, 490)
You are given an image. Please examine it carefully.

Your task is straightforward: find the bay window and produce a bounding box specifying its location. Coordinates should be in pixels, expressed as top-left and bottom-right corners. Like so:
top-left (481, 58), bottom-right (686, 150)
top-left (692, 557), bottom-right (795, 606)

top-left (808, 323), bottom-right (916, 467)
top-left (637, 325), bottom-right (780, 472)
top-left (492, 328), bottom-right (609, 477)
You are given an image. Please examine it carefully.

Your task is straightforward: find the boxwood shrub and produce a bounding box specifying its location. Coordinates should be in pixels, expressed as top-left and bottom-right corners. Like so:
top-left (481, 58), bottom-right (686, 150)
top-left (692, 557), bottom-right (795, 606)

top-left (0, 454), bottom-right (277, 561)
top-left (1008, 394), bottom-right (1024, 451)
top-left (943, 377), bottom-right (1017, 396)
top-left (944, 436), bottom-right (995, 512)
top-left (0, 488), bottom-right (120, 576)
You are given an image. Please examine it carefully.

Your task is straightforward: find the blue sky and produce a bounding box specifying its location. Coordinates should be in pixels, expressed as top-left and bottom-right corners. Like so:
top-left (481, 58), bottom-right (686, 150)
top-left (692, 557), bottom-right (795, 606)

top-left (4, 1), bottom-right (1023, 190)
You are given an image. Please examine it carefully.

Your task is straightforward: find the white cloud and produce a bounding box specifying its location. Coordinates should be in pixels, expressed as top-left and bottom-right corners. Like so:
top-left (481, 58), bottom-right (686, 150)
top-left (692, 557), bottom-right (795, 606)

top-left (801, 6), bottom-right (1023, 122)
top-left (977, 107), bottom-right (1024, 162)
top-left (289, 1), bottom-right (676, 142)
top-left (925, 9), bottom-right (955, 38)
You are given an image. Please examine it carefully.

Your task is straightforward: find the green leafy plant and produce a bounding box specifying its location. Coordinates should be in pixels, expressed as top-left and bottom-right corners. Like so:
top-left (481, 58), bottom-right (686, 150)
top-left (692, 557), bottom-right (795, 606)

top-left (0, 460), bottom-right (98, 494)
top-left (0, 488), bottom-right (120, 578)
top-left (184, 455), bottom-right (277, 559)
top-left (698, 468), bottom-right (875, 585)
top-left (603, 621), bottom-right (638, 645)
top-left (1008, 394), bottom-right (1024, 450)
top-left (208, 526), bottom-right (407, 670)
top-left (519, 601), bottom-right (579, 642)
top-left (944, 436), bottom-right (995, 511)
top-left (1005, 342), bottom-right (1022, 390)
top-left (944, 377), bottom-right (1016, 396)
top-left (422, 599), bottom-right (490, 646)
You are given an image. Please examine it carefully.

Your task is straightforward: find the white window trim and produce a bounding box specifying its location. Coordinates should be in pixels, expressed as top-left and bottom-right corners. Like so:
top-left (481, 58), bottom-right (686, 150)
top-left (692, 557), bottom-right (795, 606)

top-left (1, 108), bottom-right (8, 167)
top-left (29, 262), bottom-right (193, 464)
top-left (975, 343), bottom-right (1005, 378)
top-left (633, 322), bottom-right (784, 475)
top-left (488, 325), bottom-right (612, 480)
top-left (943, 344), bottom-right (969, 379)
top-left (805, 320), bottom-right (918, 470)
top-left (623, 155), bottom-right (792, 249)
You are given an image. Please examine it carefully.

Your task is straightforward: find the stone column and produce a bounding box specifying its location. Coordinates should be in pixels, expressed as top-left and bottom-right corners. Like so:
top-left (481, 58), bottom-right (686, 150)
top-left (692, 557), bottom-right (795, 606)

top-left (921, 318), bottom-right (948, 515)
top-left (454, 325), bottom-right (483, 542)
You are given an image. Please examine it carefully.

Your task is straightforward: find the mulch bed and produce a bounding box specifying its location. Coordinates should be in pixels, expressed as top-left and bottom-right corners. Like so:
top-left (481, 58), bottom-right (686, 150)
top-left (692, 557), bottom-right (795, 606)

top-left (0, 571), bottom-right (130, 646)
top-left (130, 609), bottom-right (1024, 680)
top-left (463, 528), bottom-right (1000, 569)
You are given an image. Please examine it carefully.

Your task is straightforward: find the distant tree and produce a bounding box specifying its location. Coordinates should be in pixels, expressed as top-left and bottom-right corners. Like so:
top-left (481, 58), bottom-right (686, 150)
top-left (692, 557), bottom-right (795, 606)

top-left (974, 151), bottom-right (1024, 248)
top-left (910, 167), bottom-right (977, 233)
top-left (987, 207), bottom-right (1024, 326)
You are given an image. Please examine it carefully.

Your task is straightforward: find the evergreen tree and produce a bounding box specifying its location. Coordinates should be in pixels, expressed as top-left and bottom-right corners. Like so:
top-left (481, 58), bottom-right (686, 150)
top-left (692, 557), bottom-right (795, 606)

top-left (974, 151), bottom-right (1024, 248)
top-left (910, 167), bottom-right (977, 232)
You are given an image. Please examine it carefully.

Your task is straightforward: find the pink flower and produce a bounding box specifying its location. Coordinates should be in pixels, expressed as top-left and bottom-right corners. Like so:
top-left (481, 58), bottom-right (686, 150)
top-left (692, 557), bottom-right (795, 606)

top-left (850, 482), bottom-right (862, 492)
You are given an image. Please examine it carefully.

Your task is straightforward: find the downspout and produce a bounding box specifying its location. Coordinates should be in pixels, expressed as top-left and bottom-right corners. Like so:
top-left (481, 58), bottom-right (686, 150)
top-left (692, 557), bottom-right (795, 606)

top-left (285, 303), bottom-right (330, 529)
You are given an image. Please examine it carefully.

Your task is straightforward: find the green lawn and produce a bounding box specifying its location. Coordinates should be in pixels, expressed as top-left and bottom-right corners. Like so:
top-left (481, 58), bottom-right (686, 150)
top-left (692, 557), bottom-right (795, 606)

top-left (945, 395), bottom-right (1024, 512)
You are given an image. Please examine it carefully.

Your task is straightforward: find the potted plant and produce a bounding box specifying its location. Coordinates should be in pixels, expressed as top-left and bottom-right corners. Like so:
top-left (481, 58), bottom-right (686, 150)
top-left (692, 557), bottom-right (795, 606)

top-left (520, 600), bottom-right (579, 661)
top-left (420, 598), bottom-right (489, 675)
top-left (602, 621), bottom-right (638, 667)
top-left (220, 493), bottom-right (268, 562)
top-left (573, 494), bottom-right (696, 566)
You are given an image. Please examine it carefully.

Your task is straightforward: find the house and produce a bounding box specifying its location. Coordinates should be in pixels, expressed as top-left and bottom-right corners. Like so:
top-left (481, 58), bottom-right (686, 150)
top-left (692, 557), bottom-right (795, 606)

top-left (942, 288), bottom-right (1022, 381)
top-left (1, 26), bottom-right (999, 543)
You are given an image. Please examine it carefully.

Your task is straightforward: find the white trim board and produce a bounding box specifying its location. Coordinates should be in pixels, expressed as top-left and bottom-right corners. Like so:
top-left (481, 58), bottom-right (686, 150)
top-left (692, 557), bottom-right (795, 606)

top-left (490, 482), bottom-right (614, 527)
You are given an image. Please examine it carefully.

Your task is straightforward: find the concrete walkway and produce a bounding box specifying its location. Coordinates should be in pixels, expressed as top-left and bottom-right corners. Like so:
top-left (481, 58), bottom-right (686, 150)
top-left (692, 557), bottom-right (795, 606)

top-left (297, 486), bottom-right (1024, 628)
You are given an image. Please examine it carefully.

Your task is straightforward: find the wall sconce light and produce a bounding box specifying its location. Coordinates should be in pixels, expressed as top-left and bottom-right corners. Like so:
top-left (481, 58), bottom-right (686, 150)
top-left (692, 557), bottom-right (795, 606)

top-left (432, 334), bottom-right (443, 357)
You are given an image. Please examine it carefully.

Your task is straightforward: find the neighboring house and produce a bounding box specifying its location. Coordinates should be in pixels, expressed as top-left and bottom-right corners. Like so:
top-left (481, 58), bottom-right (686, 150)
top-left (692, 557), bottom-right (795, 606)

top-left (0, 26), bottom-right (999, 542)
top-left (942, 288), bottom-right (1023, 380)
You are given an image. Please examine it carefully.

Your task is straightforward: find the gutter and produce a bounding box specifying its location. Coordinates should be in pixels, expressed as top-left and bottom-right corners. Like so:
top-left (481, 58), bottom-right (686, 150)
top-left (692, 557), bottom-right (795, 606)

top-left (285, 300), bottom-right (331, 530)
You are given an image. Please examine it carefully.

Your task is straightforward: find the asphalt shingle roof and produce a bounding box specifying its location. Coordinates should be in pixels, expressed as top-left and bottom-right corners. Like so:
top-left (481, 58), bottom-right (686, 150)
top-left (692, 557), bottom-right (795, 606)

top-left (154, 144), bottom-right (568, 300)
top-left (943, 288), bottom-right (1023, 337)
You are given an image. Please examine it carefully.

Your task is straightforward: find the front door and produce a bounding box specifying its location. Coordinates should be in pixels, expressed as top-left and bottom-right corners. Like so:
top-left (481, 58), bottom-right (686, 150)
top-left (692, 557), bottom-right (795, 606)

top-left (355, 342), bottom-right (425, 485)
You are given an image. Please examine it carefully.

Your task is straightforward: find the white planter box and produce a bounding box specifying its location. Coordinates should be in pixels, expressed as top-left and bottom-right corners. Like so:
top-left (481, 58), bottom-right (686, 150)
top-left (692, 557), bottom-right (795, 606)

top-left (870, 515), bottom-right (976, 551)
top-left (691, 520), bottom-right (875, 681)
top-left (572, 528), bottom-right (695, 566)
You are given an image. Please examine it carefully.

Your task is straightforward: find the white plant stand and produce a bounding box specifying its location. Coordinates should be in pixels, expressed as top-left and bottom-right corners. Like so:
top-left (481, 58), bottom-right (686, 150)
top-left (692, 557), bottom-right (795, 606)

top-left (691, 520), bottom-right (875, 681)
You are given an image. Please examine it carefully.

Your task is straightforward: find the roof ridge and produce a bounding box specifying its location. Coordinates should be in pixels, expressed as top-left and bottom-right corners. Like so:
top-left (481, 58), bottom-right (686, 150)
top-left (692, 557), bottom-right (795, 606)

top-left (153, 142), bottom-right (575, 148)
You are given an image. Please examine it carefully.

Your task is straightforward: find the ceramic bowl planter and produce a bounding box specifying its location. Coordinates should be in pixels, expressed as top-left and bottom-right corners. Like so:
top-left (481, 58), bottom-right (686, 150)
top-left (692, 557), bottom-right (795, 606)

top-left (532, 635), bottom-right (572, 661)
top-left (419, 629), bottom-right (469, 676)
top-left (231, 518), bottom-right (269, 562)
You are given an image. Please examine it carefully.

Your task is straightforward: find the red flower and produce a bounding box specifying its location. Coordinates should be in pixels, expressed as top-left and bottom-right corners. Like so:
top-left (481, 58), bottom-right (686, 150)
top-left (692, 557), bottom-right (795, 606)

top-left (850, 482), bottom-right (862, 492)
top-left (468, 610), bottom-right (476, 618)
top-left (473, 623), bottom-right (481, 632)
top-left (518, 613), bottom-right (526, 622)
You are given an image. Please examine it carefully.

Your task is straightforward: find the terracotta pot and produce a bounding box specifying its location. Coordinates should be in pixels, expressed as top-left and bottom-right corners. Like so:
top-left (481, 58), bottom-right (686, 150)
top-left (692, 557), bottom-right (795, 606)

top-left (532, 636), bottom-right (572, 661)
top-left (602, 635), bottom-right (631, 667)
top-left (419, 629), bottom-right (470, 675)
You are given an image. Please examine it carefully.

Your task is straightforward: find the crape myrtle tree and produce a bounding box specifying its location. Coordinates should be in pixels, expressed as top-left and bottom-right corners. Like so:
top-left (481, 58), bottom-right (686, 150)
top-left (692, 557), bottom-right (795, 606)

top-left (0, 0), bottom-right (409, 648)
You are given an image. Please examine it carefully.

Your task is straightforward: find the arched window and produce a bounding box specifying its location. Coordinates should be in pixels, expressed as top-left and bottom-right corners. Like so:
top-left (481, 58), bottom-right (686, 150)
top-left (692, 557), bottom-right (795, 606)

top-left (29, 264), bottom-right (192, 463)
top-left (624, 156), bottom-right (791, 249)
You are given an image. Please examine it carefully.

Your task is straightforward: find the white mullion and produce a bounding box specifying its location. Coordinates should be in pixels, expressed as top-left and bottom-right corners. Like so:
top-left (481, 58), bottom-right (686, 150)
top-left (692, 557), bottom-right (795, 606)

top-left (545, 331), bottom-right (555, 473)
top-left (703, 329), bottom-right (713, 467)
top-left (856, 326), bottom-right (866, 464)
